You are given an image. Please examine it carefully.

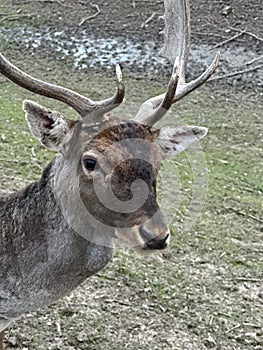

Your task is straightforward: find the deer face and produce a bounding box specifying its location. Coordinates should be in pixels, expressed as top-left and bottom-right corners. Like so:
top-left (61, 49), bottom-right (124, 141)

top-left (77, 119), bottom-right (169, 250)
top-left (23, 100), bottom-right (207, 251)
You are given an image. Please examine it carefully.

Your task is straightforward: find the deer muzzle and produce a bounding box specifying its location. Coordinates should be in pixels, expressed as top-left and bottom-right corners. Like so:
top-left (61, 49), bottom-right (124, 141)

top-left (139, 226), bottom-right (170, 250)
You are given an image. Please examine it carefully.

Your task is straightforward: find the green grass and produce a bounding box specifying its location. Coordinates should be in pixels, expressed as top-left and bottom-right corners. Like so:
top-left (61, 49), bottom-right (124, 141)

top-left (0, 87), bottom-right (53, 188)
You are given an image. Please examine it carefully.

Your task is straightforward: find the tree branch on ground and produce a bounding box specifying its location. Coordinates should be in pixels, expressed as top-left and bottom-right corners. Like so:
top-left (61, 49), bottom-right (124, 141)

top-left (245, 55), bottom-right (263, 66)
top-left (222, 207), bottom-right (263, 224)
top-left (12, 0), bottom-right (67, 5)
top-left (229, 26), bottom-right (263, 43)
top-left (192, 31), bottom-right (229, 39)
top-left (213, 30), bottom-right (246, 48)
top-left (209, 64), bottom-right (263, 82)
top-left (141, 12), bottom-right (156, 29)
top-left (79, 3), bottom-right (101, 26)
top-left (0, 13), bottom-right (33, 23)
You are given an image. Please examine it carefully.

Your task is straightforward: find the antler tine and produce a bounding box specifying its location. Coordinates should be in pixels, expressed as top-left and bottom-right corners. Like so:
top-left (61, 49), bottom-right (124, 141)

top-left (91, 64), bottom-right (125, 116)
top-left (0, 53), bottom-right (125, 118)
top-left (135, 58), bottom-right (180, 126)
top-left (172, 51), bottom-right (220, 103)
top-left (134, 0), bottom-right (220, 126)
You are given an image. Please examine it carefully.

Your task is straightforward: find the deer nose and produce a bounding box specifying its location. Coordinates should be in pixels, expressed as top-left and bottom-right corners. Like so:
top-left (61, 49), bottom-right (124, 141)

top-left (139, 226), bottom-right (170, 250)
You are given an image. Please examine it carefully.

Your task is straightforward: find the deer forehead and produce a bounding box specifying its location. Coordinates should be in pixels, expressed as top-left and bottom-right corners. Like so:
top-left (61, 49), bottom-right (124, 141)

top-left (81, 120), bottom-right (160, 157)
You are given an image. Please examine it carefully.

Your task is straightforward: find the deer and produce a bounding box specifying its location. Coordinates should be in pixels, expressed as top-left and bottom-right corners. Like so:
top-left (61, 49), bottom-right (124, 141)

top-left (0, 0), bottom-right (219, 348)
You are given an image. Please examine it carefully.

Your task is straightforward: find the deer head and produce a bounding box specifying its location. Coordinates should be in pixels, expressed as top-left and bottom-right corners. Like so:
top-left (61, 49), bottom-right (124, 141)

top-left (0, 0), bottom-right (219, 251)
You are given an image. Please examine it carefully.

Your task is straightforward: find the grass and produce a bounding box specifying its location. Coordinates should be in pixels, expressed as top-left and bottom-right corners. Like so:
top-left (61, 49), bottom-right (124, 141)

top-left (0, 11), bottom-right (262, 350)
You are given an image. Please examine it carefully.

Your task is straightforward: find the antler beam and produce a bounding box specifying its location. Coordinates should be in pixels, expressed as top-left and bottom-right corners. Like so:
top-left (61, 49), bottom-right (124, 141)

top-left (134, 0), bottom-right (220, 126)
top-left (0, 53), bottom-right (125, 118)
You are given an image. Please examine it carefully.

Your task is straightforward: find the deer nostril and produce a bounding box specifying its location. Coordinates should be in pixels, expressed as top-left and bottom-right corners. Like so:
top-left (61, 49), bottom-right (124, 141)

top-left (139, 226), bottom-right (170, 250)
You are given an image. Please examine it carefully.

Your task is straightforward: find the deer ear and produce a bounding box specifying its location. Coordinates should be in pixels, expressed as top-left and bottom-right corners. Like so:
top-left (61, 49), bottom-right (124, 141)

top-left (23, 100), bottom-right (71, 151)
top-left (156, 125), bottom-right (208, 158)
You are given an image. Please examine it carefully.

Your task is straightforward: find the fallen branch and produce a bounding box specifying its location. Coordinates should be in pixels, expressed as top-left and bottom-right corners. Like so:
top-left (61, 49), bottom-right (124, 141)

top-left (0, 158), bottom-right (21, 163)
top-left (234, 277), bottom-right (262, 282)
top-left (79, 3), bottom-right (101, 26)
top-left (13, 0), bottom-right (66, 5)
top-left (243, 323), bottom-right (262, 328)
top-left (224, 207), bottom-right (263, 224)
top-left (0, 10), bottom-right (22, 15)
top-left (229, 26), bottom-right (263, 43)
top-left (227, 324), bottom-right (241, 334)
top-left (192, 31), bottom-right (228, 39)
top-left (141, 12), bottom-right (156, 29)
top-left (209, 64), bottom-right (263, 82)
top-left (245, 55), bottom-right (263, 66)
top-left (0, 13), bottom-right (33, 23)
top-left (213, 30), bottom-right (246, 48)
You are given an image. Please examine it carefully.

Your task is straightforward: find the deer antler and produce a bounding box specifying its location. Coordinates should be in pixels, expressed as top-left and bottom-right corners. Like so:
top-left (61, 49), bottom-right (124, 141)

top-left (135, 0), bottom-right (220, 126)
top-left (0, 53), bottom-right (124, 118)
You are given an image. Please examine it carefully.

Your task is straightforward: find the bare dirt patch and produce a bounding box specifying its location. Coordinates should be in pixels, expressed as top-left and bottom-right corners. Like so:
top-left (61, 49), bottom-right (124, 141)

top-left (1, 0), bottom-right (262, 89)
top-left (7, 0), bottom-right (263, 44)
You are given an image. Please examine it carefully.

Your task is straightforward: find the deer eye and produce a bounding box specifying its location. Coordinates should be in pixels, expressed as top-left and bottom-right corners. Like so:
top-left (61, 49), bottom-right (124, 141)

top-left (83, 157), bottom-right (97, 171)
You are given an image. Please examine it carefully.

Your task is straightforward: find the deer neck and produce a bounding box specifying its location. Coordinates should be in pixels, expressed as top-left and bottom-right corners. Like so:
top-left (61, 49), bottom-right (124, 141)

top-left (1, 157), bottom-right (115, 250)
top-left (0, 158), bottom-right (114, 318)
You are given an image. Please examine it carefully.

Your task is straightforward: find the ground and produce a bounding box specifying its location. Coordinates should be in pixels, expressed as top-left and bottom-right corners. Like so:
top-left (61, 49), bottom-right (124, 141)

top-left (0, 1), bottom-right (262, 349)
